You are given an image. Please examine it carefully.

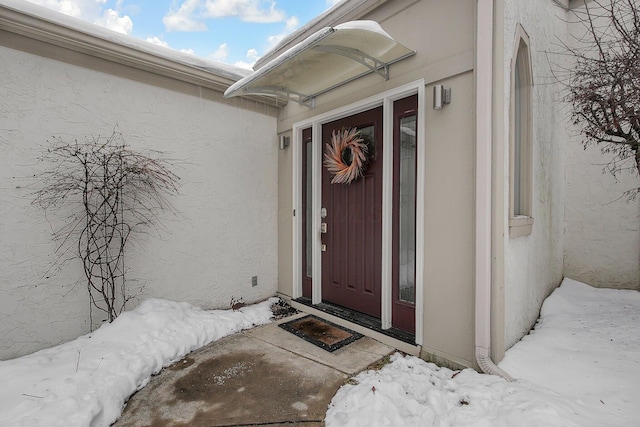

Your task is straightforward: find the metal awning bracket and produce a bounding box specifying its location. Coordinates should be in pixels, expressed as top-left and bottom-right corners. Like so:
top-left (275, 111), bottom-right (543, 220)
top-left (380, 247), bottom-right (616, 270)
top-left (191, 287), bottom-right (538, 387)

top-left (313, 44), bottom-right (390, 80)
top-left (240, 85), bottom-right (316, 108)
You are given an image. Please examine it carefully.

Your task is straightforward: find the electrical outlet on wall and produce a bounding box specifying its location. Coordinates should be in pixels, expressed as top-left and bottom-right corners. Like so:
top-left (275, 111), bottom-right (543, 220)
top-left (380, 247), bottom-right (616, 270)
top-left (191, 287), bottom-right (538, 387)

top-left (251, 276), bottom-right (258, 287)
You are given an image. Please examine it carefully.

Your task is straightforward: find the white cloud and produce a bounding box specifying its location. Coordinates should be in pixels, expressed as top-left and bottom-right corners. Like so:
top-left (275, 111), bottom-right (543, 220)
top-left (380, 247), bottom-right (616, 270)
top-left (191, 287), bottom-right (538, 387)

top-left (266, 34), bottom-right (283, 48)
top-left (204, 0), bottom-right (286, 23)
top-left (27, 0), bottom-right (134, 35)
top-left (163, 0), bottom-right (208, 32)
top-left (95, 8), bottom-right (133, 34)
top-left (233, 60), bottom-right (254, 70)
top-left (163, 0), bottom-right (288, 30)
top-left (284, 15), bottom-right (298, 31)
top-left (267, 15), bottom-right (299, 48)
top-left (145, 36), bottom-right (169, 48)
top-left (209, 43), bottom-right (229, 61)
top-left (234, 47), bottom-right (260, 69)
top-left (163, 14), bottom-right (208, 32)
top-left (246, 48), bottom-right (259, 61)
top-left (27, 0), bottom-right (86, 19)
top-left (145, 37), bottom-right (195, 56)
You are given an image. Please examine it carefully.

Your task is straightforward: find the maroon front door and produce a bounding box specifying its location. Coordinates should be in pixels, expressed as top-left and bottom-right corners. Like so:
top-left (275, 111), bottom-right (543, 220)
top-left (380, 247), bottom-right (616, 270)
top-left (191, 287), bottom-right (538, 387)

top-left (321, 107), bottom-right (383, 318)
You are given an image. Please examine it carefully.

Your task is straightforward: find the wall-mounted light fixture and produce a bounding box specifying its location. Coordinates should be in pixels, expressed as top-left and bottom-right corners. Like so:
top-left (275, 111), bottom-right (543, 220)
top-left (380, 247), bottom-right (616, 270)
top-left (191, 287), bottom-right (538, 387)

top-left (433, 84), bottom-right (451, 110)
top-left (279, 135), bottom-right (290, 150)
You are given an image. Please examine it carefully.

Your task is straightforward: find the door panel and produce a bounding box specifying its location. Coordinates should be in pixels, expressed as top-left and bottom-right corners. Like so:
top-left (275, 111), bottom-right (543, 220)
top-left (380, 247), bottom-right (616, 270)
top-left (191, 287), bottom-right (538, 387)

top-left (321, 107), bottom-right (383, 318)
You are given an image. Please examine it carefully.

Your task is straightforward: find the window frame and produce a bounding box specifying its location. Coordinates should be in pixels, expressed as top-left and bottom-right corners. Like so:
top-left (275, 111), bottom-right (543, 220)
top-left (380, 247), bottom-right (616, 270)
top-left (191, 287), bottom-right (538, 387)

top-left (509, 24), bottom-right (534, 238)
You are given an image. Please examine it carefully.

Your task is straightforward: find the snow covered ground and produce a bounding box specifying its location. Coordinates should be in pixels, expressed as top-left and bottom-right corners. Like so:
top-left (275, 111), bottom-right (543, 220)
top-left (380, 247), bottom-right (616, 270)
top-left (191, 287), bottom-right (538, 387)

top-left (326, 278), bottom-right (640, 426)
top-left (0, 298), bottom-right (276, 427)
top-left (1, 278), bottom-right (638, 426)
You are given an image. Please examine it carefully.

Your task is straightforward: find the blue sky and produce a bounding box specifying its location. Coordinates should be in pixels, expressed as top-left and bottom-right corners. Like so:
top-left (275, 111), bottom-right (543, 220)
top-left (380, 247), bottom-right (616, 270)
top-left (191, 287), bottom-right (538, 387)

top-left (24, 0), bottom-right (341, 69)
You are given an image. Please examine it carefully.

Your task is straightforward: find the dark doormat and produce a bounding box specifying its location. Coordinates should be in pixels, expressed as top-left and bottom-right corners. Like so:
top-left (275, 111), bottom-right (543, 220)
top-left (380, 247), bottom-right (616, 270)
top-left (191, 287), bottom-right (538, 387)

top-left (278, 315), bottom-right (364, 352)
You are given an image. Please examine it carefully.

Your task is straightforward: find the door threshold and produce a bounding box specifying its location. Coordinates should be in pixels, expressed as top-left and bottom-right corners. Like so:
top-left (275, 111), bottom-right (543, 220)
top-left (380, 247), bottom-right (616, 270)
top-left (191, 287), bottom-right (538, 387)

top-left (293, 297), bottom-right (416, 345)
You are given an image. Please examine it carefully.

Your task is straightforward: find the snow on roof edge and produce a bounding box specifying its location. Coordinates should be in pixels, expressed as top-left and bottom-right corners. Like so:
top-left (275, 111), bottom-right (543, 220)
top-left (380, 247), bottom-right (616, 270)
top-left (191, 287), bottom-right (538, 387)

top-left (1, 0), bottom-right (251, 82)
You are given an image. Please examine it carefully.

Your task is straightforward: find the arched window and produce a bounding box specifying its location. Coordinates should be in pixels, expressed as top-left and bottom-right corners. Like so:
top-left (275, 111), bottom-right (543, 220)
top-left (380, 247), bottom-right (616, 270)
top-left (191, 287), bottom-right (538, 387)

top-left (509, 25), bottom-right (534, 237)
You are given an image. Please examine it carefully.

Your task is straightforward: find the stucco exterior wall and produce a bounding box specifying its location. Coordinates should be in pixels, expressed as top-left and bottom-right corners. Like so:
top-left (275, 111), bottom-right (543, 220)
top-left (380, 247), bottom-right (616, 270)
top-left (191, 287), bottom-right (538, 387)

top-left (422, 72), bottom-right (475, 367)
top-left (563, 2), bottom-right (640, 290)
top-left (501, 0), bottom-right (567, 350)
top-left (0, 45), bottom-right (278, 360)
top-left (564, 143), bottom-right (640, 289)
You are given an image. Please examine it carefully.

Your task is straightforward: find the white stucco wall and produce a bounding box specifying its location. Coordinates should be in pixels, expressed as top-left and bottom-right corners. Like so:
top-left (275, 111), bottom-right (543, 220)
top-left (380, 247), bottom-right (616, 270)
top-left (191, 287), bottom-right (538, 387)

top-left (564, 142), bottom-right (640, 289)
top-left (0, 46), bottom-right (278, 360)
top-left (502, 0), bottom-right (568, 349)
top-left (563, 2), bottom-right (640, 290)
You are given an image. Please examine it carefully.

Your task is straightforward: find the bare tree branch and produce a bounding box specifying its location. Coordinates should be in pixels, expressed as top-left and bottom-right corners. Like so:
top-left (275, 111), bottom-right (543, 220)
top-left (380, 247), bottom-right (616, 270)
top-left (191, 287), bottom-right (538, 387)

top-left (562, 0), bottom-right (640, 198)
top-left (33, 131), bottom-right (179, 324)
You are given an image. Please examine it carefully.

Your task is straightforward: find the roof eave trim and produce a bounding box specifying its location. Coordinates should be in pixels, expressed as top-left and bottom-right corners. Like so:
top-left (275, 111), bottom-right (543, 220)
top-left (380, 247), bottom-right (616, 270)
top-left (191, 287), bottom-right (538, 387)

top-left (0, 3), bottom-right (281, 105)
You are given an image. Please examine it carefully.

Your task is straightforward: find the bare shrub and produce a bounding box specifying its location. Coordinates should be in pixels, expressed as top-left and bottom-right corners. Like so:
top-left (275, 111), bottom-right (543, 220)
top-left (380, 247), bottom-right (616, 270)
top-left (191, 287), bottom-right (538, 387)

top-left (34, 131), bottom-right (179, 324)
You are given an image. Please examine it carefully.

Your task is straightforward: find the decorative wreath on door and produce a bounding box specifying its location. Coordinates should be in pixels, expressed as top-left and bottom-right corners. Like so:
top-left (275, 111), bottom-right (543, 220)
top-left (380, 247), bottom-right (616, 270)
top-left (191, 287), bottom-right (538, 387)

top-left (323, 127), bottom-right (369, 185)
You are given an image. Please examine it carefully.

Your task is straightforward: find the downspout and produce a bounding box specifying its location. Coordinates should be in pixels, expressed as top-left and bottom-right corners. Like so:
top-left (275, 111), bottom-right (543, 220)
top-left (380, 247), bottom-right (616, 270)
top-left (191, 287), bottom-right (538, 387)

top-left (475, 0), bottom-right (513, 382)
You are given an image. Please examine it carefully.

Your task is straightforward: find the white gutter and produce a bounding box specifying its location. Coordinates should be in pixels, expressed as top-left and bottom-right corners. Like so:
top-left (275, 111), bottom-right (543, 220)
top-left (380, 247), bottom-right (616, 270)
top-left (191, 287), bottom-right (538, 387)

top-left (475, 0), bottom-right (513, 382)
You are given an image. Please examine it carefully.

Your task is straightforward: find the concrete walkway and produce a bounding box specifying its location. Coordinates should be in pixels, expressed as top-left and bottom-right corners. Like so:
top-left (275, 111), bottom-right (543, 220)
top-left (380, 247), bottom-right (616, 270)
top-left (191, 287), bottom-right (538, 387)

top-left (113, 312), bottom-right (394, 426)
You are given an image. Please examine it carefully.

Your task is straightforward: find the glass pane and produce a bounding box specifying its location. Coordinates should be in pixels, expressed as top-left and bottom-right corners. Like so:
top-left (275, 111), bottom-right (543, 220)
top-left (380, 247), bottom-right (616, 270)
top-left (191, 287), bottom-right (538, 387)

top-left (357, 125), bottom-right (375, 159)
top-left (399, 115), bottom-right (416, 303)
top-left (305, 141), bottom-right (313, 278)
top-left (513, 51), bottom-right (523, 215)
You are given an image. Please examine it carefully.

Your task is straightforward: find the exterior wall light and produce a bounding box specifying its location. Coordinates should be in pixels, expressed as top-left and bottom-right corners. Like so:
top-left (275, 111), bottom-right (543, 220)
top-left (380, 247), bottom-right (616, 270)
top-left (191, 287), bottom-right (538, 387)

top-left (433, 84), bottom-right (451, 109)
top-left (279, 135), bottom-right (290, 150)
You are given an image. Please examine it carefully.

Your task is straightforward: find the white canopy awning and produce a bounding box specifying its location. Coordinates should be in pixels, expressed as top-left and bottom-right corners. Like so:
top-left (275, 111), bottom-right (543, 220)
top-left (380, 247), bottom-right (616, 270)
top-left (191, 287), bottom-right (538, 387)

top-left (223, 21), bottom-right (415, 108)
